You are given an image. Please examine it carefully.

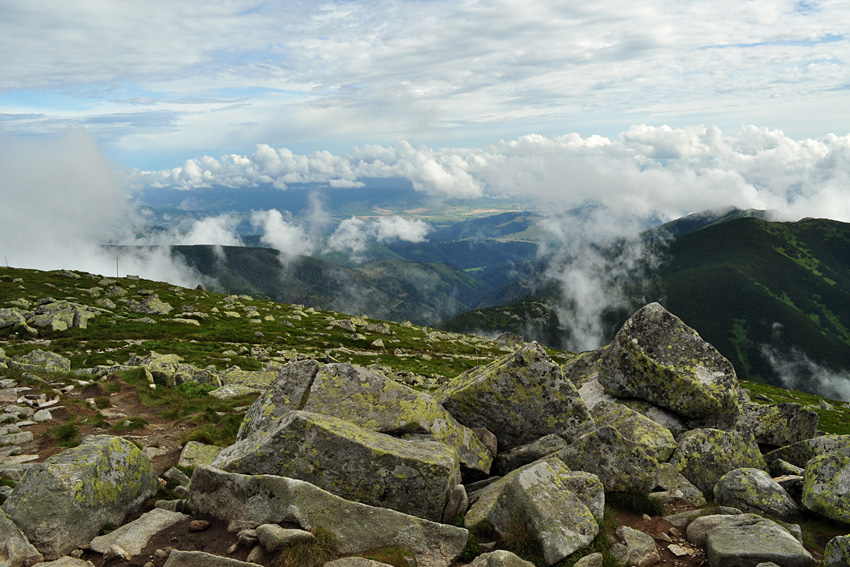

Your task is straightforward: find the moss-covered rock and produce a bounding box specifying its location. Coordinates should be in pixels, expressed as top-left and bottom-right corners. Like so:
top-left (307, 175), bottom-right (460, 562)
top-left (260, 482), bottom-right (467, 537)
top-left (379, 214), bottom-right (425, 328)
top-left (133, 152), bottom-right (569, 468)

top-left (668, 427), bottom-right (767, 495)
top-left (801, 449), bottom-right (850, 523)
top-left (9, 349), bottom-right (71, 374)
top-left (436, 343), bottom-right (594, 452)
top-left (557, 425), bottom-right (659, 493)
top-left (824, 535), bottom-right (850, 567)
top-left (188, 466), bottom-right (467, 567)
top-left (655, 463), bottom-right (706, 506)
top-left (238, 361), bottom-right (492, 476)
top-left (492, 434), bottom-right (569, 476)
top-left (764, 434), bottom-right (850, 469)
top-left (1, 435), bottom-right (158, 559)
top-left (704, 516), bottom-right (815, 567)
top-left (742, 402), bottom-right (818, 448)
top-left (213, 410), bottom-right (460, 522)
top-left (591, 400), bottom-right (677, 462)
top-left (464, 457), bottom-right (601, 566)
top-left (598, 303), bottom-right (742, 429)
top-left (713, 468), bottom-right (800, 521)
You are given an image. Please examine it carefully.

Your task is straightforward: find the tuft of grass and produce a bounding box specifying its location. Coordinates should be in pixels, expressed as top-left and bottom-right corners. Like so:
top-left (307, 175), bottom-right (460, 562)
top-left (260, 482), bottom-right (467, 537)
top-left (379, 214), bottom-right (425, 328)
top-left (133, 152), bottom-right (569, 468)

top-left (111, 416), bottom-right (148, 432)
top-left (606, 491), bottom-right (666, 517)
top-left (502, 520), bottom-right (546, 566)
top-left (49, 423), bottom-right (80, 447)
top-left (176, 381), bottom-right (217, 398)
top-left (94, 396), bottom-right (112, 409)
top-left (354, 546), bottom-right (416, 567)
top-left (271, 528), bottom-right (337, 567)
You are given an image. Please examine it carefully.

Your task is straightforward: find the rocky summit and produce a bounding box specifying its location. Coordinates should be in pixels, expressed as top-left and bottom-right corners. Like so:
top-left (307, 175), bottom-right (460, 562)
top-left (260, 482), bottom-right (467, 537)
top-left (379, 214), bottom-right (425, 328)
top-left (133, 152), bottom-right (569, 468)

top-left (0, 268), bottom-right (849, 567)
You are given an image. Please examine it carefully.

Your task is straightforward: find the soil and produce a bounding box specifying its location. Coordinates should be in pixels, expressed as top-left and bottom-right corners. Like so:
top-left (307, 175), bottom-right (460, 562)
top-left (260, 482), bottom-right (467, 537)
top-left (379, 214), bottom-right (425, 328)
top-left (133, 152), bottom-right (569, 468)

top-left (18, 378), bottom-right (708, 567)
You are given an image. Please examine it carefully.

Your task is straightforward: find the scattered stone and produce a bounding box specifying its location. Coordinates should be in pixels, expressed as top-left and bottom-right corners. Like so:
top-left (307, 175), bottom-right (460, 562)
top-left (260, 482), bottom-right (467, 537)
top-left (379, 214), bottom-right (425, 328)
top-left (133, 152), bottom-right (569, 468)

top-left (255, 524), bottom-right (314, 552)
top-left (615, 526), bottom-right (661, 567)
top-left (713, 468), bottom-right (800, 520)
top-left (467, 551), bottom-right (536, 567)
top-left (187, 520), bottom-right (210, 532)
top-left (90, 509), bottom-right (188, 557)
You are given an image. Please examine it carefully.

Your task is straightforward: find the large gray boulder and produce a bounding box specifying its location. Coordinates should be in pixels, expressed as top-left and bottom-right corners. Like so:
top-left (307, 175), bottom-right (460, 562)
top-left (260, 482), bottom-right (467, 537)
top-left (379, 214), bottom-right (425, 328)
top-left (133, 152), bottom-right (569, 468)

top-left (713, 468), bottom-right (800, 521)
top-left (704, 517), bottom-right (815, 567)
top-left (2, 435), bottom-right (159, 559)
top-left (188, 466), bottom-right (467, 567)
top-left (742, 402), bottom-right (818, 448)
top-left (614, 526), bottom-right (660, 567)
top-left (213, 410), bottom-right (460, 522)
top-left (598, 303), bottom-right (742, 429)
top-left (557, 426), bottom-right (658, 493)
top-left (590, 400), bottom-right (677, 462)
top-left (655, 463), bottom-right (706, 506)
top-left (28, 301), bottom-right (98, 331)
top-left (764, 434), bottom-right (850, 469)
top-left (465, 457), bottom-right (602, 566)
top-left (238, 361), bottom-right (492, 476)
top-left (89, 508), bottom-right (189, 556)
top-left (436, 343), bottom-right (594, 451)
top-left (9, 350), bottom-right (70, 374)
top-left (467, 551), bottom-right (535, 567)
top-left (492, 434), bottom-right (569, 476)
top-left (801, 449), bottom-right (850, 523)
top-left (668, 427), bottom-right (767, 494)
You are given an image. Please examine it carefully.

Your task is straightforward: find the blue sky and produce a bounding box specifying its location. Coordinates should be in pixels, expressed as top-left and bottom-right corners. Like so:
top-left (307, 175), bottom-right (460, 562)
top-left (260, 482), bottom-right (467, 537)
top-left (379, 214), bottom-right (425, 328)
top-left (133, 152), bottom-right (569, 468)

top-left (1, 0), bottom-right (848, 171)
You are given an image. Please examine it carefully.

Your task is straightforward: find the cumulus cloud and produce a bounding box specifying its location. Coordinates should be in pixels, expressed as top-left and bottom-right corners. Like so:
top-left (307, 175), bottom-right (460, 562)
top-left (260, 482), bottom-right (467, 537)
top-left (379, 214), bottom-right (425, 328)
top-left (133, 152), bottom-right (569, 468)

top-left (250, 209), bottom-right (315, 258)
top-left (176, 215), bottom-right (243, 247)
top-left (327, 215), bottom-right (431, 261)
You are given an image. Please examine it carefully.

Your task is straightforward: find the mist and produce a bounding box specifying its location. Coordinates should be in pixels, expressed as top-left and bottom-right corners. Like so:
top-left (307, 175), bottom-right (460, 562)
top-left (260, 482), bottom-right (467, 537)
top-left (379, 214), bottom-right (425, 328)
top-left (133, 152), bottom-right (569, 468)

top-left (761, 344), bottom-right (850, 402)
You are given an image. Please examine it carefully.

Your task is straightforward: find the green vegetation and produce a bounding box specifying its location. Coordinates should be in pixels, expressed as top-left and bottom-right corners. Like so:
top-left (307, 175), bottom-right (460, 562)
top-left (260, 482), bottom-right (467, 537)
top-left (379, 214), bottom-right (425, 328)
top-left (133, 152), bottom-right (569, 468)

top-left (606, 491), bottom-right (665, 517)
top-left (741, 380), bottom-right (850, 435)
top-left (352, 546), bottom-right (417, 567)
top-left (271, 528), bottom-right (337, 567)
top-left (49, 423), bottom-right (80, 447)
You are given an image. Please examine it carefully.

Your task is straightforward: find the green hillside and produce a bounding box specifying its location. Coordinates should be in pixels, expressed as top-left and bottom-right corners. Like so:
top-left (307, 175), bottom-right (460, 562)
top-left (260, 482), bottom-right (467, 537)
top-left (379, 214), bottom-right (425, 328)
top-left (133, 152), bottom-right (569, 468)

top-left (438, 217), bottom-right (850, 396)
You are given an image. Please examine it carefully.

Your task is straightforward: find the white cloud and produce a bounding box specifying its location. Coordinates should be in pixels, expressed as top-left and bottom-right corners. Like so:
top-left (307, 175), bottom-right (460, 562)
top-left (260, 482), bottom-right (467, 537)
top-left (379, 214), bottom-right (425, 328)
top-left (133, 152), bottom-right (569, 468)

top-left (177, 215), bottom-right (243, 247)
top-left (327, 215), bottom-right (431, 260)
top-left (250, 209), bottom-right (315, 258)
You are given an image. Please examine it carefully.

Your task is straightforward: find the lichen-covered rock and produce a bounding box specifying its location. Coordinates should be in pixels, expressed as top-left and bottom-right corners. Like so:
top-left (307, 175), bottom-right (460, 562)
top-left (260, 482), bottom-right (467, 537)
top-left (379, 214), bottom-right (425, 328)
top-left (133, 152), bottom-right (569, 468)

top-left (28, 301), bottom-right (98, 331)
top-left (1, 435), bottom-right (159, 559)
top-left (824, 535), bottom-right (850, 567)
top-left (598, 303), bottom-right (742, 429)
top-left (436, 343), bottom-right (594, 451)
top-left (713, 468), bottom-right (800, 521)
top-left (177, 441), bottom-right (223, 469)
top-left (668, 427), bottom-right (767, 495)
top-left (467, 551), bottom-right (536, 567)
top-left (493, 434), bottom-right (569, 476)
top-left (129, 351), bottom-right (200, 387)
top-left (591, 400), bottom-right (677, 462)
top-left (801, 449), bottom-right (850, 523)
top-left (9, 350), bottom-right (70, 374)
top-left (218, 367), bottom-right (278, 391)
top-left (213, 410), bottom-right (460, 522)
top-left (557, 426), bottom-right (659, 493)
top-left (464, 457), bottom-right (601, 566)
top-left (620, 399), bottom-right (688, 438)
top-left (188, 466), bottom-right (467, 567)
top-left (0, 308), bottom-right (28, 330)
top-left (743, 402), bottom-right (819, 448)
top-left (0, 508), bottom-right (42, 567)
top-left (89, 508), bottom-right (189, 556)
top-left (614, 526), bottom-right (660, 567)
top-left (239, 361), bottom-right (492, 476)
top-left (655, 463), bottom-right (706, 506)
top-left (764, 434), bottom-right (850, 469)
top-left (705, 517), bottom-right (815, 567)
top-left (128, 294), bottom-right (173, 315)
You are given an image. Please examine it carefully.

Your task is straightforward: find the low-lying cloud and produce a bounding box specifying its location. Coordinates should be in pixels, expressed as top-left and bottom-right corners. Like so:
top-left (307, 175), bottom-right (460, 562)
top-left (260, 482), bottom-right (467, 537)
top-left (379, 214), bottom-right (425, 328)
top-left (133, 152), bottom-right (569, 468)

top-left (761, 344), bottom-right (850, 402)
top-left (327, 216), bottom-right (431, 261)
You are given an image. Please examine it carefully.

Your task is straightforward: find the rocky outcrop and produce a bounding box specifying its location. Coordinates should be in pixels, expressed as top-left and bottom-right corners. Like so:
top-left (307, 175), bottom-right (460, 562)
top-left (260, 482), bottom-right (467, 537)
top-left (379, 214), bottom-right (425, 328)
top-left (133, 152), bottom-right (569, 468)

top-left (1, 435), bottom-right (159, 559)
top-left (668, 427), bottom-right (767, 494)
top-left (188, 466), bottom-right (467, 567)
top-left (212, 410), bottom-right (461, 522)
top-left (801, 449), bottom-right (850, 523)
top-left (436, 343), bottom-right (594, 451)
top-left (465, 457), bottom-right (602, 565)
top-left (598, 303), bottom-right (743, 429)
top-left (713, 468), bottom-right (799, 520)
top-left (557, 426), bottom-right (658, 493)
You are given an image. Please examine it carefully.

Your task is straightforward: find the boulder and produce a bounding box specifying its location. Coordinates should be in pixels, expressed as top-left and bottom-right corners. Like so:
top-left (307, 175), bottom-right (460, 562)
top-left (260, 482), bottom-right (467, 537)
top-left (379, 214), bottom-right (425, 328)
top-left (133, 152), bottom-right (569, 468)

top-left (620, 399), bottom-right (688, 438)
top-left (436, 343), bottom-right (594, 451)
top-left (89, 508), bottom-right (189, 556)
top-left (238, 361), bottom-right (492, 476)
top-left (177, 441), bottom-right (223, 468)
top-left (465, 457), bottom-right (601, 565)
top-left (614, 526), bottom-right (660, 567)
top-left (163, 550), bottom-right (262, 567)
top-left (686, 514), bottom-right (767, 547)
top-left (188, 466), bottom-right (467, 567)
top-left (325, 559), bottom-right (395, 567)
top-left (255, 524), bottom-right (314, 552)
top-left (764, 434), bottom-right (850, 469)
top-left (0, 508), bottom-right (42, 567)
top-left (0, 309), bottom-right (28, 330)
top-left (467, 551), bottom-right (536, 567)
top-left (801, 449), bottom-right (850, 523)
top-left (9, 350), bottom-right (71, 374)
top-left (217, 367), bottom-right (278, 391)
top-left (742, 402), bottom-right (818, 448)
top-left (2, 435), bottom-right (159, 559)
top-left (493, 434), bottom-right (569, 476)
top-left (128, 295), bottom-right (173, 315)
top-left (213, 410), bottom-right (460, 522)
top-left (557, 426), bottom-right (658, 493)
top-left (704, 517), bottom-right (815, 567)
top-left (668, 428), bottom-right (767, 495)
top-left (129, 352), bottom-right (200, 387)
top-left (655, 463), bottom-right (706, 506)
top-left (713, 468), bottom-right (800, 521)
top-left (598, 303), bottom-right (742, 429)
top-left (590, 400), bottom-right (677, 462)
top-left (824, 535), bottom-right (850, 567)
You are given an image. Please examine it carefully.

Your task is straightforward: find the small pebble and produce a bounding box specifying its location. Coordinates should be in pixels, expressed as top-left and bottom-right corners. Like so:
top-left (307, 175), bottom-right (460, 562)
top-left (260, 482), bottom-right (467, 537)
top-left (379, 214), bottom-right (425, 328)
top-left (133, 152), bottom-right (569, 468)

top-left (188, 519), bottom-right (211, 532)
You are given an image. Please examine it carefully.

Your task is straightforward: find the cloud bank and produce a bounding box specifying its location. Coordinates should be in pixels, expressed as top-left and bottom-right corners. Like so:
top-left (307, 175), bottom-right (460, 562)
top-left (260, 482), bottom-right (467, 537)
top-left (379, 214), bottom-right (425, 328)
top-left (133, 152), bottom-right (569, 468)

top-left (133, 125), bottom-right (850, 224)
top-left (327, 216), bottom-right (431, 261)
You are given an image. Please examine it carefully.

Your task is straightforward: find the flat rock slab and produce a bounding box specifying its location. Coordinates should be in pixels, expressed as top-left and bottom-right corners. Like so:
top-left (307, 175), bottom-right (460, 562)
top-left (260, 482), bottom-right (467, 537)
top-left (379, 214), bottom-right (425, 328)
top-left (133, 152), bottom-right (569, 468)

top-left (90, 508), bottom-right (189, 556)
top-left (163, 550), bottom-right (262, 567)
top-left (705, 518), bottom-right (815, 567)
